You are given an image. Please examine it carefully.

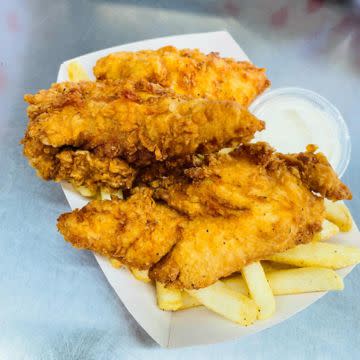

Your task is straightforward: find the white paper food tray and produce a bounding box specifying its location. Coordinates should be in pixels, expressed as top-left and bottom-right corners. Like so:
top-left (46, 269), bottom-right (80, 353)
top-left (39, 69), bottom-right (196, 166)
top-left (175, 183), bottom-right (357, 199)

top-left (57, 31), bottom-right (359, 348)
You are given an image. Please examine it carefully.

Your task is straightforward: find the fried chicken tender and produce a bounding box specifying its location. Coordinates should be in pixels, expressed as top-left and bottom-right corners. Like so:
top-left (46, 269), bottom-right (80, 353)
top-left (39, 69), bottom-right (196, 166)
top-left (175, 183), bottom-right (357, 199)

top-left (278, 148), bottom-right (351, 201)
top-left (57, 189), bottom-right (184, 269)
top-left (23, 80), bottom-right (264, 170)
top-left (94, 46), bottom-right (270, 107)
top-left (149, 143), bottom-right (351, 288)
top-left (154, 143), bottom-right (352, 215)
top-left (57, 143), bottom-right (351, 289)
top-left (22, 137), bottom-right (136, 193)
top-left (134, 154), bottom-right (202, 189)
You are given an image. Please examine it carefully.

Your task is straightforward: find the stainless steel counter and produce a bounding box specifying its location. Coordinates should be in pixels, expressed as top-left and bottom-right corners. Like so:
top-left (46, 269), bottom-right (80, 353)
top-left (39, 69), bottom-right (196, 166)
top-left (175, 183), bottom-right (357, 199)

top-left (1, 0), bottom-right (359, 358)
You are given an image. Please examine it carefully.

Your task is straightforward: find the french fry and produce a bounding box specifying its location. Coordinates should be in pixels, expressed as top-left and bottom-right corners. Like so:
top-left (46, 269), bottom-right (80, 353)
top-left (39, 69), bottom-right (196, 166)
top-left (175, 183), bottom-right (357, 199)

top-left (100, 188), bottom-right (111, 200)
top-left (100, 188), bottom-right (123, 200)
top-left (73, 185), bottom-right (97, 198)
top-left (156, 282), bottom-right (182, 311)
top-left (266, 267), bottom-right (344, 295)
top-left (67, 61), bottom-right (90, 81)
top-left (313, 219), bottom-right (340, 242)
top-left (261, 261), bottom-right (295, 273)
top-left (130, 268), bottom-right (151, 283)
top-left (242, 262), bottom-right (275, 320)
top-left (222, 275), bottom-right (249, 296)
top-left (325, 199), bottom-right (352, 232)
top-left (179, 291), bottom-right (202, 310)
top-left (269, 242), bottom-right (360, 269)
top-left (188, 281), bottom-right (258, 326)
top-left (109, 258), bottom-right (122, 268)
top-left (218, 147), bottom-right (234, 155)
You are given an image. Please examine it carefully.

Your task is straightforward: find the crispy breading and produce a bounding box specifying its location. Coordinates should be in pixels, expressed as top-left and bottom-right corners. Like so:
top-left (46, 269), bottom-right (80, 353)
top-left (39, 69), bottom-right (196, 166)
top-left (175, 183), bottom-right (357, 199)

top-left (150, 143), bottom-right (345, 288)
top-left (150, 143), bottom-right (351, 288)
top-left (57, 143), bottom-right (351, 289)
top-left (22, 136), bottom-right (136, 193)
top-left (22, 80), bottom-right (264, 192)
top-left (23, 80), bottom-right (264, 166)
top-left (154, 143), bottom-right (352, 216)
top-left (136, 144), bottom-right (352, 203)
top-left (57, 189), bottom-right (184, 269)
top-left (94, 46), bottom-right (270, 107)
top-left (278, 149), bottom-right (351, 201)
top-left (133, 154), bottom-right (200, 189)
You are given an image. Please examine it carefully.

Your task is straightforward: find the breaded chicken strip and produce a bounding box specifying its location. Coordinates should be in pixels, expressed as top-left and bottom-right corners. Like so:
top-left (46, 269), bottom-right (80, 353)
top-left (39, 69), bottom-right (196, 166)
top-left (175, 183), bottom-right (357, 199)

top-left (57, 143), bottom-right (351, 289)
top-left (22, 137), bottom-right (136, 193)
top-left (278, 148), bottom-right (351, 201)
top-left (149, 143), bottom-right (351, 288)
top-left (94, 46), bottom-right (270, 107)
top-left (23, 80), bottom-right (264, 169)
top-left (154, 143), bottom-right (352, 216)
top-left (57, 189), bottom-right (184, 269)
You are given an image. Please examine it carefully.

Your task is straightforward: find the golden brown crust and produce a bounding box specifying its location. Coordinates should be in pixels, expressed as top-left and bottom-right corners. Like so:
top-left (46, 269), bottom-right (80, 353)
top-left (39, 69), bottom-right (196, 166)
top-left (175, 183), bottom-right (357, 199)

top-left (150, 216), bottom-right (322, 289)
top-left (56, 141), bottom-right (353, 289)
top-left (57, 188), bottom-right (184, 269)
top-left (22, 136), bottom-right (136, 193)
top-left (23, 80), bottom-right (264, 165)
top-left (152, 142), bottom-right (352, 212)
top-left (229, 142), bottom-right (351, 201)
top-left (278, 151), bottom-right (352, 201)
top-left (56, 140), bottom-right (351, 289)
top-left (94, 46), bottom-right (270, 107)
top-left (22, 79), bottom-right (264, 191)
top-left (149, 142), bottom-right (351, 288)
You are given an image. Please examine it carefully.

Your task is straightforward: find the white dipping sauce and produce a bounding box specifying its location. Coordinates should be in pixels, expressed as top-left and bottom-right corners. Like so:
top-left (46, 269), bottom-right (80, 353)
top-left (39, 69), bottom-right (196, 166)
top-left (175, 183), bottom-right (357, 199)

top-left (253, 96), bottom-right (341, 170)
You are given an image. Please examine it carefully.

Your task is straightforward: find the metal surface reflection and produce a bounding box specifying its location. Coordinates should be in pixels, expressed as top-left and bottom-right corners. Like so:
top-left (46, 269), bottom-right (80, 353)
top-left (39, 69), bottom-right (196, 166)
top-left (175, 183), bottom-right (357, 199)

top-left (0, 0), bottom-right (359, 358)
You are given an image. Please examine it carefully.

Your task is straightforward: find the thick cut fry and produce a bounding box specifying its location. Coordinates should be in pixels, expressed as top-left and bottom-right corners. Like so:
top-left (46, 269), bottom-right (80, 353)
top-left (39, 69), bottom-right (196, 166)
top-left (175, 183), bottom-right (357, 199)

top-left (179, 292), bottom-right (202, 310)
top-left (242, 262), bottom-right (275, 320)
top-left (187, 281), bottom-right (258, 326)
top-left (325, 200), bottom-right (352, 232)
top-left (67, 61), bottom-right (90, 81)
top-left (130, 268), bottom-right (151, 283)
top-left (261, 261), bottom-right (295, 273)
top-left (222, 275), bottom-right (249, 296)
top-left (156, 282), bottom-right (182, 311)
top-left (73, 185), bottom-right (98, 198)
top-left (269, 242), bottom-right (360, 269)
top-left (109, 258), bottom-right (122, 268)
top-left (313, 219), bottom-right (340, 242)
top-left (115, 190), bottom-right (124, 199)
top-left (100, 188), bottom-right (111, 200)
top-left (100, 188), bottom-right (123, 200)
top-left (266, 267), bottom-right (344, 295)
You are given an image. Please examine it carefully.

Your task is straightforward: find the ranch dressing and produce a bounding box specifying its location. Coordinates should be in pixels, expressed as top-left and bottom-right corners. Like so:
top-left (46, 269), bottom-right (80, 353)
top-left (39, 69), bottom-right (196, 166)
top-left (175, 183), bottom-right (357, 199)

top-left (252, 94), bottom-right (343, 172)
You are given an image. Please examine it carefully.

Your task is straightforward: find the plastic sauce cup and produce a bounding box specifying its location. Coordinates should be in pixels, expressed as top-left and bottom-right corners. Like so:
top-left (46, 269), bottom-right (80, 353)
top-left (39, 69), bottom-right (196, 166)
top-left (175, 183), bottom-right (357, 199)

top-left (249, 87), bottom-right (351, 178)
